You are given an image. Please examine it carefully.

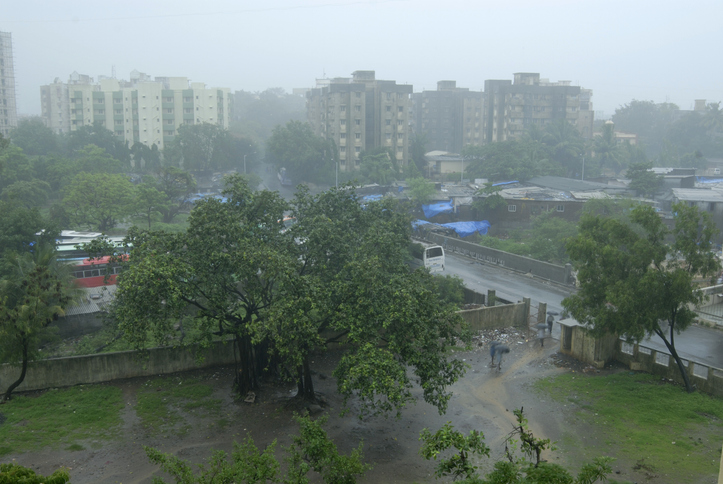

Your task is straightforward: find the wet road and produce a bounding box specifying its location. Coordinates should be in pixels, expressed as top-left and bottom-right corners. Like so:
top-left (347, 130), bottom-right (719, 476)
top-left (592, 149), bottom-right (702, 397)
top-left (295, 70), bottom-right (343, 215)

top-left (444, 251), bottom-right (723, 370)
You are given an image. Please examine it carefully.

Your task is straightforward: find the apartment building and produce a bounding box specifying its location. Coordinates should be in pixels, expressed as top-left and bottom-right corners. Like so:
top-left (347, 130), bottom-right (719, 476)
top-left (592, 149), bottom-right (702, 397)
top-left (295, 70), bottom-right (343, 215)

top-left (306, 70), bottom-right (412, 171)
top-left (0, 32), bottom-right (18, 137)
top-left (40, 71), bottom-right (232, 150)
top-left (412, 81), bottom-right (484, 153)
top-left (483, 73), bottom-right (594, 143)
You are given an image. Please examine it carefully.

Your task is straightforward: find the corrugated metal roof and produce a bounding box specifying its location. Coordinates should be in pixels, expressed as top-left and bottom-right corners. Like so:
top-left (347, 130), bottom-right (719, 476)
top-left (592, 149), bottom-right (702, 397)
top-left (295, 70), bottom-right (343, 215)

top-left (672, 188), bottom-right (723, 203)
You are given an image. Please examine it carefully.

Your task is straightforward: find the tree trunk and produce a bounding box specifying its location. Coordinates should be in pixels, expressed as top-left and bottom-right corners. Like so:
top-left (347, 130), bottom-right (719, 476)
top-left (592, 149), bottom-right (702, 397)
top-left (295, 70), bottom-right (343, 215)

top-left (234, 333), bottom-right (258, 396)
top-left (295, 357), bottom-right (316, 401)
top-left (2, 339), bottom-right (29, 402)
top-left (657, 325), bottom-right (694, 393)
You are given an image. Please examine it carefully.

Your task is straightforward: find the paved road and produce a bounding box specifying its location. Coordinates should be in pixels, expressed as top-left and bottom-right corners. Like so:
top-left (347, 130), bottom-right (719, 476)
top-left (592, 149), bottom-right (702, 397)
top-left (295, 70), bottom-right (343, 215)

top-left (444, 251), bottom-right (723, 370)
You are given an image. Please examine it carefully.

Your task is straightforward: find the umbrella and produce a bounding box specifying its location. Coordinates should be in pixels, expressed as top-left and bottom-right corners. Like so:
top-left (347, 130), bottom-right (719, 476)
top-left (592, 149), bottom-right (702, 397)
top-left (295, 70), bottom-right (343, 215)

top-left (496, 345), bottom-right (510, 355)
top-left (535, 323), bottom-right (548, 330)
top-left (547, 311), bottom-right (559, 316)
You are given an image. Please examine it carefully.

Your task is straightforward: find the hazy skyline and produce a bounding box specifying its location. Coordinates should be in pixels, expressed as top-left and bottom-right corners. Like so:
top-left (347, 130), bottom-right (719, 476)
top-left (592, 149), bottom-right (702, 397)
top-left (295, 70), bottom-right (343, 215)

top-left (4, 0), bottom-right (722, 119)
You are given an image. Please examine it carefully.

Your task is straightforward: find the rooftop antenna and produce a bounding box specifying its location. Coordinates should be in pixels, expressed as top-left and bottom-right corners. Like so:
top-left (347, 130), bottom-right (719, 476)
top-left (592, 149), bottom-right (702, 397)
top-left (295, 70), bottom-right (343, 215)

top-left (112, 65), bottom-right (116, 79)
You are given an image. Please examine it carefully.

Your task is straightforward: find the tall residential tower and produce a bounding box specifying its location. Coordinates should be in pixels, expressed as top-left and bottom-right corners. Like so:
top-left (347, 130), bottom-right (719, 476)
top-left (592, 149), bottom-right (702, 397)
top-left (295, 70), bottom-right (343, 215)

top-left (307, 71), bottom-right (413, 170)
top-left (0, 32), bottom-right (18, 137)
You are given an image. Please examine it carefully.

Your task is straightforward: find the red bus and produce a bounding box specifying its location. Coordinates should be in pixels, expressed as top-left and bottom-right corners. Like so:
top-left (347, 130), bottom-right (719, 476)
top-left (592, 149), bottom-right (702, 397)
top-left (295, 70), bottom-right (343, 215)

top-left (71, 256), bottom-right (125, 288)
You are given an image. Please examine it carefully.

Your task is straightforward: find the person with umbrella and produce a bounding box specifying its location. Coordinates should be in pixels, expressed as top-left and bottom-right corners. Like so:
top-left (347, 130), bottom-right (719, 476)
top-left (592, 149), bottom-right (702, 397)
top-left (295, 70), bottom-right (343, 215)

top-left (547, 313), bottom-right (556, 334)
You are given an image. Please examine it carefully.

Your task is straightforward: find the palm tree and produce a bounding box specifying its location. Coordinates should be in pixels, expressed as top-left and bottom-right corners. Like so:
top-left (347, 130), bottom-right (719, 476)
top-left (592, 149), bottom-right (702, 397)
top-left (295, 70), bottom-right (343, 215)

top-left (594, 121), bottom-right (624, 174)
top-left (542, 120), bottom-right (585, 177)
top-left (0, 244), bottom-right (81, 401)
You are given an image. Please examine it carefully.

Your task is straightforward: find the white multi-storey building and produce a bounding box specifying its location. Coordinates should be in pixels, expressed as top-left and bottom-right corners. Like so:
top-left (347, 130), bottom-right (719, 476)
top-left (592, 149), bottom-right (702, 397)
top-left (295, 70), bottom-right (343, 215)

top-left (41, 71), bottom-right (232, 150)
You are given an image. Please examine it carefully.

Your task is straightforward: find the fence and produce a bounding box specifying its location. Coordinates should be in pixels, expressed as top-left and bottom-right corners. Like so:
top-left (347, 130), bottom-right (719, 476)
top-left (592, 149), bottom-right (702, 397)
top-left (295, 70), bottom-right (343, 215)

top-left (614, 339), bottom-right (723, 398)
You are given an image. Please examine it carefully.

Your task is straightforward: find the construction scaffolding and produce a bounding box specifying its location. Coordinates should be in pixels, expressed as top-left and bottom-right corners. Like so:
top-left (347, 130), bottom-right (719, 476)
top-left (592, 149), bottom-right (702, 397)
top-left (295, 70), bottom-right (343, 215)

top-left (0, 31), bottom-right (18, 137)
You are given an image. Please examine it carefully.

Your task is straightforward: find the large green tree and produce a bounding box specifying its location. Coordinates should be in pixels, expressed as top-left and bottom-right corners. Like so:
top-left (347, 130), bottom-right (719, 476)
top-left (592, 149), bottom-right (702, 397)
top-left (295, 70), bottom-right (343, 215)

top-left (283, 185), bottom-right (468, 416)
top-left (626, 161), bottom-right (662, 197)
top-left (62, 172), bottom-right (136, 231)
top-left (66, 121), bottom-right (130, 163)
top-left (563, 203), bottom-right (720, 393)
top-left (165, 123), bottom-right (238, 173)
top-left (9, 117), bottom-right (60, 157)
top-left (155, 166), bottom-right (197, 223)
top-left (359, 149), bottom-right (397, 185)
top-left (0, 244), bottom-right (80, 401)
top-left (266, 120), bottom-right (336, 184)
top-left (112, 175), bottom-right (296, 396)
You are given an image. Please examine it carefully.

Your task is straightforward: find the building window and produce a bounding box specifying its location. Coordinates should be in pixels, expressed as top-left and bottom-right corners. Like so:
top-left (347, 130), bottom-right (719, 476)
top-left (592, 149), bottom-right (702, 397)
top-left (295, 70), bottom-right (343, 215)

top-left (398, 106), bottom-right (404, 113)
top-left (340, 105), bottom-right (346, 112)
top-left (355, 133), bottom-right (361, 139)
top-left (355, 146), bottom-right (361, 153)
top-left (354, 105), bottom-right (361, 112)
top-left (386, 120), bottom-right (391, 126)
top-left (556, 205), bottom-right (564, 212)
top-left (386, 133), bottom-right (391, 140)
top-left (355, 119), bottom-right (361, 126)
top-left (508, 205), bottom-right (517, 212)
top-left (397, 133), bottom-right (403, 140)
top-left (340, 146), bottom-right (346, 153)
top-left (340, 119), bottom-right (346, 126)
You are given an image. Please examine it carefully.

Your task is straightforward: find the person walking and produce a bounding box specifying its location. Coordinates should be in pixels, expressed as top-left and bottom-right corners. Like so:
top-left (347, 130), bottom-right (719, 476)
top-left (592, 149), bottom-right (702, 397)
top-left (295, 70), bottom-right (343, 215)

top-left (495, 344), bottom-right (510, 370)
top-left (547, 314), bottom-right (554, 335)
top-left (489, 341), bottom-right (500, 367)
top-left (538, 326), bottom-right (545, 348)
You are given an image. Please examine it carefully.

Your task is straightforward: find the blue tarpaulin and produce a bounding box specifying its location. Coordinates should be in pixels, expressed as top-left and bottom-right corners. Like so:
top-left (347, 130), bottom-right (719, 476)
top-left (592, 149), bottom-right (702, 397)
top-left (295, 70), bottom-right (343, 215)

top-left (362, 194), bottom-right (383, 202)
top-left (413, 219), bottom-right (490, 238)
top-left (422, 200), bottom-right (454, 218)
top-left (441, 221), bottom-right (490, 237)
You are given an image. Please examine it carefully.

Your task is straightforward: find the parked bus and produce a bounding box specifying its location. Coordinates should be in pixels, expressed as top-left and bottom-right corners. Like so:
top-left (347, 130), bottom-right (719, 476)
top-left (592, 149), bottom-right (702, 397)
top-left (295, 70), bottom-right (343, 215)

top-left (71, 256), bottom-right (125, 288)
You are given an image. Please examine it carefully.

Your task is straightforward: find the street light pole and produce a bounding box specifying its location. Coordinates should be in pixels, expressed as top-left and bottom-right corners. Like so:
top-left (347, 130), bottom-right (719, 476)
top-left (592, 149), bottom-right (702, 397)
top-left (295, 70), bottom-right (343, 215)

top-left (581, 156), bottom-right (585, 181)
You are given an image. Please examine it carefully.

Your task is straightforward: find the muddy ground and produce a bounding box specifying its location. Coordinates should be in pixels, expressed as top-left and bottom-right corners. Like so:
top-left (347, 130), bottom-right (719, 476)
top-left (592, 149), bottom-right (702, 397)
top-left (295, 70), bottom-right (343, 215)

top-left (3, 329), bottom-right (708, 483)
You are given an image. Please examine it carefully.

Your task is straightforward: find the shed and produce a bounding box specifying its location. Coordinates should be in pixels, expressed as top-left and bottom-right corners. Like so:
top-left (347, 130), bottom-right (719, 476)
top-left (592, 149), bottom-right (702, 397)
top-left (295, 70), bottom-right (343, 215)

top-left (558, 318), bottom-right (618, 369)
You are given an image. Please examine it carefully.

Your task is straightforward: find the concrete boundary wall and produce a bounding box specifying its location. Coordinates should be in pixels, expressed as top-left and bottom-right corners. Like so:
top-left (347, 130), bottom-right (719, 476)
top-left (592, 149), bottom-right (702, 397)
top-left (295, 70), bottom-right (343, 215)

top-left (1, 297), bottom-right (533, 395)
top-left (0, 340), bottom-right (237, 394)
top-left (419, 233), bottom-right (574, 285)
top-left (614, 340), bottom-right (723, 398)
top-left (458, 300), bottom-right (530, 332)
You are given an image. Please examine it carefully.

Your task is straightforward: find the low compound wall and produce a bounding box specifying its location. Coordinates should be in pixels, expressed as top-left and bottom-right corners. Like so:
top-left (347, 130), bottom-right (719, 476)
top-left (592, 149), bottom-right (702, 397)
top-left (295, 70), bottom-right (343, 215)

top-left (0, 340), bottom-right (237, 395)
top-left (421, 233), bottom-right (574, 286)
top-left (2, 298), bottom-right (535, 395)
top-left (615, 340), bottom-right (723, 398)
top-left (457, 299), bottom-right (530, 332)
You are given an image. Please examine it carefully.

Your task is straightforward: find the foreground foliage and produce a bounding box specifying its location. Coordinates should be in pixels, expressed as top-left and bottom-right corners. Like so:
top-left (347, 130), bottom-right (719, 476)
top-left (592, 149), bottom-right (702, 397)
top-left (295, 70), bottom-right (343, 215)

top-left (146, 415), bottom-right (370, 484)
top-left (419, 409), bottom-right (613, 484)
top-left (0, 463), bottom-right (70, 484)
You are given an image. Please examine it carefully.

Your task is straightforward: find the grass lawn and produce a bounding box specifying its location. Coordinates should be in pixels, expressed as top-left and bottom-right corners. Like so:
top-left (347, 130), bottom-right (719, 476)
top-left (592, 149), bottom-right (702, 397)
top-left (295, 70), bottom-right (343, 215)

top-left (535, 371), bottom-right (723, 483)
top-left (134, 374), bottom-right (226, 435)
top-left (0, 385), bottom-right (123, 457)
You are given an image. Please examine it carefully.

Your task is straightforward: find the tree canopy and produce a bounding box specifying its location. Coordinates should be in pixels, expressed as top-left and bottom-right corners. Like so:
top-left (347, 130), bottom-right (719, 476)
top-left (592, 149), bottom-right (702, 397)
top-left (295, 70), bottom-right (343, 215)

top-left (62, 172), bottom-right (137, 231)
top-left (266, 120), bottom-right (336, 184)
top-left (110, 178), bottom-right (468, 418)
top-left (563, 203), bottom-right (720, 392)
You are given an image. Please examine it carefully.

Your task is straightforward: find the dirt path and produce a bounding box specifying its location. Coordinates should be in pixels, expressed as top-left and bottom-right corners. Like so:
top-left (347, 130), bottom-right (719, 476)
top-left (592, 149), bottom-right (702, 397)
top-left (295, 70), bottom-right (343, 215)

top-left (4, 331), bottom-right (645, 483)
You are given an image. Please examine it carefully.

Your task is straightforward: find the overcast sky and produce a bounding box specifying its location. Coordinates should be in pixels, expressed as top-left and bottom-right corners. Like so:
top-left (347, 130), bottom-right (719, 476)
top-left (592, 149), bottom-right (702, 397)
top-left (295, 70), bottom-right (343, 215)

top-left (4, 0), bottom-right (722, 119)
